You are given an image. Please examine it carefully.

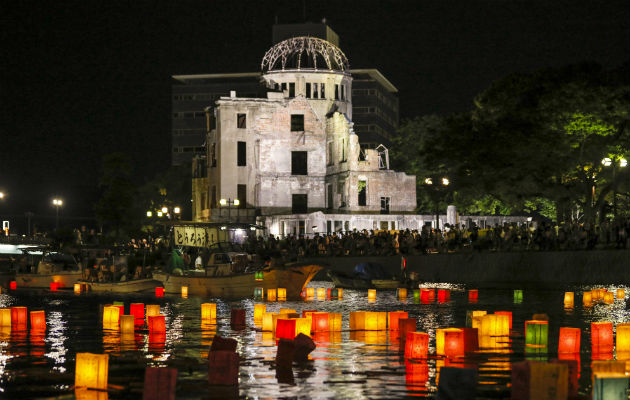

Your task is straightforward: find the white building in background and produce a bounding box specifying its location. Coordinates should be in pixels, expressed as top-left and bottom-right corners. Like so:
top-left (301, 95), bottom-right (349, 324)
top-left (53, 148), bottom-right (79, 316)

top-left (191, 36), bottom-right (527, 236)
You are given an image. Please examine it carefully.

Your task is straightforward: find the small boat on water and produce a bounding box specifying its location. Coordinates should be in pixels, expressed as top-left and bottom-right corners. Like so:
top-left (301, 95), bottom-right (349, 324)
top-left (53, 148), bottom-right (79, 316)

top-left (79, 278), bottom-right (163, 293)
top-left (15, 251), bottom-right (82, 289)
top-left (152, 250), bottom-right (324, 298)
top-left (326, 262), bottom-right (416, 290)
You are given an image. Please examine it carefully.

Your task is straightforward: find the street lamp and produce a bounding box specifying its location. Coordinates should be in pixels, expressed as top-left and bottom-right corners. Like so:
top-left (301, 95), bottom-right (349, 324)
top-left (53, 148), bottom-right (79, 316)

top-left (52, 198), bottom-right (63, 230)
top-left (602, 157), bottom-right (627, 220)
top-left (219, 198), bottom-right (239, 222)
top-left (425, 176), bottom-right (449, 229)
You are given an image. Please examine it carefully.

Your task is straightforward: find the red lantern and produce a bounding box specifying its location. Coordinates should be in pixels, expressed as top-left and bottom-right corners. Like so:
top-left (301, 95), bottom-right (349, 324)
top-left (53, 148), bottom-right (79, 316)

top-left (437, 289), bottom-right (450, 303)
top-left (148, 315), bottom-right (166, 334)
top-left (29, 311), bottom-right (46, 331)
top-left (468, 289), bottom-right (478, 302)
top-left (404, 332), bottom-right (429, 359)
top-left (388, 311), bottom-right (409, 331)
top-left (9, 281), bottom-right (17, 290)
top-left (463, 328), bottom-right (479, 353)
top-left (311, 312), bottom-right (329, 332)
top-left (444, 329), bottom-right (465, 357)
top-left (276, 318), bottom-right (297, 340)
top-left (50, 282), bottom-right (58, 291)
top-left (130, 303), bottom-right (144, 320)
top-left (558, 327), bottom-right (581, 353)
top-left (591, 322), bottom-right (613, 353)
top-left (420, 289), bottom-right (432, 303)
top-left (494, 311), bottom-right (513, 330)
top-left (399, 318), bottom-right (417, 342)
top-left (155, 287), bottom-right (164, 297)
top-left (11, 306), bottom-right (28, 327)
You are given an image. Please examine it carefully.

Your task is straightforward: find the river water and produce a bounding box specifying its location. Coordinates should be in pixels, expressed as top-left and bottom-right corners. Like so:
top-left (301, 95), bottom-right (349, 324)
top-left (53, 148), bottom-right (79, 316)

top-left (0, 281), bottom-right (628, 399)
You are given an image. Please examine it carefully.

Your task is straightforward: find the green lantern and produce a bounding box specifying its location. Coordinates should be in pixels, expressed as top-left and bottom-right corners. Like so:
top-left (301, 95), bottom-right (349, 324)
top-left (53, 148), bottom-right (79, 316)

top-left (514, 290), bottom-right (523, 304)
top-left (254, 287), bottom-right (264, 299)
top-left (525, 320), bottom-right (548, 347)
top-left (255, 271), bottom-right (264, 281)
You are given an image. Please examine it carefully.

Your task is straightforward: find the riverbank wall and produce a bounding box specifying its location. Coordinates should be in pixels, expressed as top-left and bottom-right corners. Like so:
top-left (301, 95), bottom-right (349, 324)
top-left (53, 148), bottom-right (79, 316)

top-left (303, 249), bottom-right (630, 287)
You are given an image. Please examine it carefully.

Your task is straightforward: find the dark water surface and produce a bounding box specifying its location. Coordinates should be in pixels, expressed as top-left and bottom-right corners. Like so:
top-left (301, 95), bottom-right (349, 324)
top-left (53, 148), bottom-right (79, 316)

top-left (0, 281), bottom-right (628, 399)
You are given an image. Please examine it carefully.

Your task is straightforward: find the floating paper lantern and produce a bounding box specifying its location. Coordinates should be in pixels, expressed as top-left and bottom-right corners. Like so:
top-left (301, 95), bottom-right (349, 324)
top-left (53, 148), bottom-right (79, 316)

top-left (468, 289), bottom-right (478, 302)
top-left (329, 313), bottom-right (342, 332)
top-left (514, 290), bottom-right (523, 303)
top-left (466, 310), bottom-right (487, 328)
top-left (50, 282), bottom-right (58, 291)
top-left (564, 292), bottom-right (574, 307)
top-left (74, 283), bottom-right (82, 294)
top-left (583, 291), bottom-right (593, 306)
top-left (75, 353), bottom-right (109, 390)
top-left (413, 290), bottom-right (421, 301)
top-left (404, 332), bottom-right (429, 359)
top-left (311, 312), bottom-right (329, 332)
top-left (262, 312), bottom-right (277, 331)
top-left (146, 305), bottom-right (161, 322)
top-left (267, 288), bottom-right (277, 301)
top-left (181, 286), bottom-right (188, 298)
top-left (253, 304), bottom-right (266, 323)
top-left (367, 289), bottom-right (376, 301)
top-left (330, 288), bottom-right (342, 299)
top-left (525, 320), bottom-right (548, 347)
top-left (591, 322), bottom-right (614, 353)
top-left (304, 287), bottom-right (315, 298)
top-left (494, 311), bottom-right (512, 330)
top-left (364, 312), bottom-right (380, 331)
top-left (592, 373), bottom-right (629, 400)
top-left (276, 318), bottom-right (296, 339)
top-left (616, 323), bottom-right (630, 353)
top-left (479, 314), bottom-right (509, 348)
top-left (437, 289), bottom-right (450, 303)
top-left (603, 292), bottom-right (614, 304)
top-left (444, 329), bottom-right (466, 357)
top-left (29, 311), bottom-right (46, 331)
top-left (277, 288), bottom-right (287, 301)
top-left (130, 303), bottom-right (145, 320)
top-left (120, 315), bottom-right (134, 334)
top-left (316, 288), bottom-right (326, 300)
top-left (336, 288), bottom-right (343, 299)
top-left (350, 311), bottom-right (386, 330)
top-left (201, 303), bottom-right (216, 320)
top-left (254, 271), bottom-right (264, 281)
top-left (616, 289), bottom-right (625, 299)
top-left (294, 318), bottom-right (311, 337)
top-left (388, 311), bottom-right (409, 331)
top-left (102, 306), bottom-right (119, 326)
top-left (254, 287), bottom-right (264, 299)
top-left (155, 287), bottom-right (164, 297)
top-left (9, 281), bottom-right (16, 290)
top-left (420, 289), bottom-right (433, 303)
top-left (436, 328), bottom-right (462, 355)
top-left (148, 315), bottom-right (166, 334)
top-left (0, 308), bottom-right (11, 327)
top-left (558, 327), bottom-right (581, 353)
top-left (397, 288), bottom-right (407, 299)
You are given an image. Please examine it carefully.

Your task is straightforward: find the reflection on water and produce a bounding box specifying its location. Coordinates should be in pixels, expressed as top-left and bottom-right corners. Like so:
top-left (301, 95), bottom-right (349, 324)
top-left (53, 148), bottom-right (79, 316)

top-left (0, 283), bottom-right (628, 398)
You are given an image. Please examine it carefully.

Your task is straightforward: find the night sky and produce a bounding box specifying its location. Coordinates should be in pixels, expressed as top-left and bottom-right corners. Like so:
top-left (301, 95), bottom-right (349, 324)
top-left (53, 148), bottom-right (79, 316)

top-left (1, 0), bottom-right (628, 232)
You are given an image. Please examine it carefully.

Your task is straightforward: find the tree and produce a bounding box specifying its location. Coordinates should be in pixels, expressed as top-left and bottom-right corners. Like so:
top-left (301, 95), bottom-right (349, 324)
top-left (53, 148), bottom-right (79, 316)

top-left (94, 152), bottom-right (138, 240)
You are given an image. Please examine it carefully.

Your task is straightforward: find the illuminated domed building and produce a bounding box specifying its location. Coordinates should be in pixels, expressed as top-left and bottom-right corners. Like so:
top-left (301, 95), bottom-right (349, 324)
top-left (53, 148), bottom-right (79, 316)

top-left (192, 35), bottom-right (421, 235)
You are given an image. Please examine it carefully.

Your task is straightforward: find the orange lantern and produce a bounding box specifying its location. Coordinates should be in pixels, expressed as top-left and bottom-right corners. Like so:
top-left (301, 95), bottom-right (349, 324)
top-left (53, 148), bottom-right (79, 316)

top-left (277, 288), bottom-right (287, 301)
top-left (155, 287), bottom-right (164, 297)
top-left (564, 292), bottom-right (574, 307)
top-left (120, 315), bottom-right (134, 334)
top-left (29, 311), bottom-right (46, 331)
top-left (304, 287), bottom-right (315, 298)
top-left (436, 328), bottom-right (462, 355)
top-left (329, 313), bottom-right (342, 332)
top-left (603, 292), bottom-right (614, 304)
top-left (404, 332), bottom-right (429, 359)
top-left (616, 323), bottom-right (630, 353)
top-left (583, 291), bottom-right (593, 306)
top-left (148, 315), bottom-right (166, 334)
top-left (444, 329), bottom-right (465, 357)
top-left (74, 283), bottom-right (82, 294)
top-left (130, 303), bottom-right (145, 320)
top-left (616, 289), bottom-right (625, 299)
top-left (388, 311), bottom-right (409, 331)
top-left (468, 289), bottom-right (478, 302)
top-left (397, 288), bottom-right (408, 299)
top-left (558, 327), bottom-right (581, 353)
top-left (316, 287), bottom-right (326, 300)
top-left (201, 303), bottom-right (216, 320)
top-left (75, 353), bottom-right (109, 390)
top-left (311, 312), bottom-right (329, 332)
top-left (294, 318), bottom-right (311, 337)
top-left (276, 318), bottom-right (296, 339)
top-left (267, 288), bottom-right (277, 301)
top-left (0, 308), bottom-right (11, 327)
top-left (591, 322), bottom-right (613, 353)
top-left (181, 286), bottom-right (188, 298)
top-left (367, 289), bottom-right (376, 301)
top-left (262, 312), bottom-right (277, 332)
top-left (494, 311), bottom-right (513, 330)
top-left (11, 306), bottom-right (28, 326)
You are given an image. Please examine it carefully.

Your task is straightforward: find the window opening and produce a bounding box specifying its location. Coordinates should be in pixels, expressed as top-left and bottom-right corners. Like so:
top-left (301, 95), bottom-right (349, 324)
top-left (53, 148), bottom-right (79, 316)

top-left (289, 82), bottom-right (295, 97)
top-left (306, 83), bottom-right (311, 98)
top-left (291, 114), bottom-right (304, 131)
top-left (380, 197), bottom-right (390, 214)
top-left (291, 151), bottom-right (307, 175)
top-left (237, 141), bottom-right (246, 166)
top-left (292, 194), bottom-right (307, 214)
top-left (237, 113), bottom-right (246, 129)
top-left (358, 180), bottom-right (367, 206)
top-left (237, 184), bottom-right (246, 208)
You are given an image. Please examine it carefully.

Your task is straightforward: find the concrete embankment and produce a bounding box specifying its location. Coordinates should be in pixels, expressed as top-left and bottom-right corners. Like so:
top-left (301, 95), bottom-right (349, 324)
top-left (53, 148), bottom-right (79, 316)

top-left (304, 249), bottom-right (630, 287)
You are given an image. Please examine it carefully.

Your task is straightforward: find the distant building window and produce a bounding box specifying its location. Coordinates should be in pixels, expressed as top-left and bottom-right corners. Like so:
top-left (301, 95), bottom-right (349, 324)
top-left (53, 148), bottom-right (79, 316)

top-left (306, 83), bottom-right (311, 98)
top-left (237, 113), bottom-right (246, 128)
top-left (335, 84), bottom-right (340, 100)
top-left (341, 84), bottom-right (346, 100)
top-left (320, 83), bottom-right (325, 99)
top-left (291, 151), bottom-right (307, 175)
top-left (289, 82), bottom-right (295, 97)
top-left (340, 138), bottom-right (346, 163)
top-left (237, 184), bottom-right (246, 208)
top-left (313, 83), bottom-right (319, 99)
top-left (291, 114), bottom-right (304, 131)
top-left (358, 180), bottom-right (367, 206)
top-left (327, 141), bottom-right (333, 166)
top-left (237, 141), bottom-right (246, 166)
top-left (368, 89), bottom-right (376, 95)
top-left (292, 194), bottom-right (307, 214)
top-left (380, 197), bottom-right (390, 214)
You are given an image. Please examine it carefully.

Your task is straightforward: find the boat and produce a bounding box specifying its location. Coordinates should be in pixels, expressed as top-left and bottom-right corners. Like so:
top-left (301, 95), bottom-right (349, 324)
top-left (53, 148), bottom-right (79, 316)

top-left (79, 278), bottom-right (163, 293)
top-left (14, 250), bottom-right (82, 289)
top-left (152, 249), bottom-right (324, 298)
top-left (326, 262), bottom-right (417, 290)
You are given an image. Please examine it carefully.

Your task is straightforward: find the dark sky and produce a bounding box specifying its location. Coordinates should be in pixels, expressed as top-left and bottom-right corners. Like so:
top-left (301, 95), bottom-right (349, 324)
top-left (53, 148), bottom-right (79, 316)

top-left (1, 0), bottom-right (628, 231)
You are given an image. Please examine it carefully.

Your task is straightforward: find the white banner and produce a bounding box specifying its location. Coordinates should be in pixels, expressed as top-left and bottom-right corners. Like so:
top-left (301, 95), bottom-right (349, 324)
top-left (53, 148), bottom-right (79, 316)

top-left (173, 226), bottom-right (228, 247)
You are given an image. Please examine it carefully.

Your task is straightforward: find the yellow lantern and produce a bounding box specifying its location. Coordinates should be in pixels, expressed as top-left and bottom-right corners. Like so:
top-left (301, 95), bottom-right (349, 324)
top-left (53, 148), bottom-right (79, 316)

top-left (75, 353), bottom-right (109, 390)
top-left (329, 313), bottom-right (342, 332)
top-left (466, 310), bottom-right (487, 327)
top-left (262, 312), bottom-right (277, 331)
top-left (436, 328), bottom-right (463, 355)
top-left (74, 283), bottom-right (82, 294)
top-left (267, 288), bottom-right (277, 301)
top-left (564, 292), bottom-right (574, 307)
top-left (102, 306), bottom-right (120, 327)
top-left (0, 308), bottom-right (11, 327)
top-left (616, 289), bottom-right (625, 299)
top-left (316, 287), bottom-right (326, 300)
top-left (583, 291), bottom-right (593, 306)
top-left (181, 286), bottom-right (188, 298)
top-left (617, 323), bottom-right (630, 353)
top-left (365, 312), bottom-right (379, 331)
top-left (603, 292), bottom-right (614, 304)
top-left (336, 288), bottom-right (343, 299)
top-left (120, 315), bottom-right (134, 335)
top-left (146, 305), bottom-right (160, 322)
top-left (367, 289), bottom-right (376, 301)
top-left (201, 303), bottom-right (217, 320)
top-left (253, 304), bottom-right (266, 324)
top-left (304, 287), bottom-right (315, 298)
top-left (397, 288), bottom-right (408, 299)
top-left (479, 314), bottom-right (509, 349)
top-left (277, 288), bottom-right (287, 301)
top-left (294, 318), bottom-right (312, 337)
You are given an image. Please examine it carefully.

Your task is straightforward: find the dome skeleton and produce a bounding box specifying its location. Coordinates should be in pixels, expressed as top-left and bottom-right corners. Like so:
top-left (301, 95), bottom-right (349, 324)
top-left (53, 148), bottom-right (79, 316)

top-left (261, 36), bottom-right (350, 72)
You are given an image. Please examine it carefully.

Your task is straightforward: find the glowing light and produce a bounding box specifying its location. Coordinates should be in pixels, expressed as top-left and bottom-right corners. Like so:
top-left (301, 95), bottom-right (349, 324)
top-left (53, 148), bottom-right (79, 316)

top-left (75, 353), bottom-right (108, 390)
